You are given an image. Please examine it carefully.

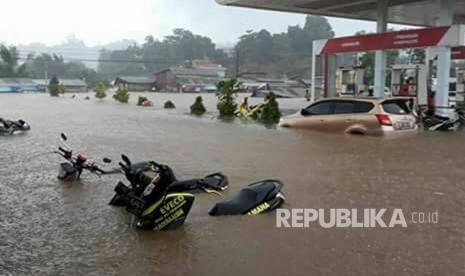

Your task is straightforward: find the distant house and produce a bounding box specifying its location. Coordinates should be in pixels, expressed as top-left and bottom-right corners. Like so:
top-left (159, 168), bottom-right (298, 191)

top-left (154, 67), bottom-right (222, 93)
top-left (239, 76), bottom-right (310, 98)
top-left (191, 59), bottom-right (227, 78)
top-left (33, 79), bottom-right (88, 93)
top-left (61, 79), bottom-right (88, 92)
top-left (0, 78), bottom-right (40, 93)
top-left (113, 76), bottom-right (156, 92)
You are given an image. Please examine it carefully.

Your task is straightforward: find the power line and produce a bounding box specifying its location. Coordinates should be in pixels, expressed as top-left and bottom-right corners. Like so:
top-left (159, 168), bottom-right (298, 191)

top-left (17, 55), bottom-right (183, 64)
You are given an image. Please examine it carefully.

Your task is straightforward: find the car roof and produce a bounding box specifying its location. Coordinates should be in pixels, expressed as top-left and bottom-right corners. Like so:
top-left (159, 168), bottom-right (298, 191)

top-left (316, 96), bottom-right (414, 103)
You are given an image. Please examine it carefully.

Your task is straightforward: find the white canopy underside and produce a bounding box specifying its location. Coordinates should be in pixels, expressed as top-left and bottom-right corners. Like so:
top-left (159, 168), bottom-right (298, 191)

top-left (216, 0), bottom-right (465, 26)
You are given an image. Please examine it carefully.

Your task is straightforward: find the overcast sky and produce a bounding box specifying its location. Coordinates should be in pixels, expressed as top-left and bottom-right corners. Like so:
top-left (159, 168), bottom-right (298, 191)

top-left (3, 0), bottom-right (386, 47)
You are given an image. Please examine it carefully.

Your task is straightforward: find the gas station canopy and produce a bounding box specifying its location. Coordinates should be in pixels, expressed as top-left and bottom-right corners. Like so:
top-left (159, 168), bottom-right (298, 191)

top-left (216, 0), bottom-right (465, 26)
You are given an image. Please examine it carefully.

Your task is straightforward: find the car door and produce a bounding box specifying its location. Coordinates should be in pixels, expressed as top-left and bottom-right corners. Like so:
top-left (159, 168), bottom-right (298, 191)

top-left (325, 100), bottom-right (357, 132)
top-left (290, 100), bottom-right (334, 130)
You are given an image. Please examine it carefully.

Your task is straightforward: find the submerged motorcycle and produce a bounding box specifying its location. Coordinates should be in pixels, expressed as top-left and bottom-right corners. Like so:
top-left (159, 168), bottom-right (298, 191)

top-left (109, 154), bottom-right (286, 230)
top-left (109, 154), bottom-right (229, 230)
top-left (419, 107), bottom-right (464, 131)
top-left (55, 133), bottom-right (115, 181)
top-left (209, 180), bottom-right (285, 216)
top-left (0, 118), bottom-right (31, 135)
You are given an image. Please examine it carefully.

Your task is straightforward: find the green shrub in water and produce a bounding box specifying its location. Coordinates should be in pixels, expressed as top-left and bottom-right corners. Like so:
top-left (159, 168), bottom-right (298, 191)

top-left (164, 100), bottom-right (176, 109)
top-left (113, 88), bottom-right (130, 103)
top-left (216, 79), bottom-right (239, 118)
top-left (48, 75), bottom-right (60, 97)
top-left (137, 96), bottom-right (148, 106)
top-left (190, 96), bottom-right (207, 115)
top-left (95, 81), bottom-right (107, 99)
top-left (260, 92), bottom-right (281, 124)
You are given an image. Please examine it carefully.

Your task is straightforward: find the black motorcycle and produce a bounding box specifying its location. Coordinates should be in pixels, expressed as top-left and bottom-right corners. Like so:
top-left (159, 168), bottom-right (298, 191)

top-left (209, 180), bottom-right (285, 216)
top-left (109, 154), bottom-right (229, 230)
top-left (0, 118), bottom-right (31, 135)
top-left (110, 156), bottom-right (286, 230)
top-left (109, 155), bottom-right (229, 205)
top-left (419, 107), bottom-right (461, 131)
top-left (55, 133), bottom-right (115, 181)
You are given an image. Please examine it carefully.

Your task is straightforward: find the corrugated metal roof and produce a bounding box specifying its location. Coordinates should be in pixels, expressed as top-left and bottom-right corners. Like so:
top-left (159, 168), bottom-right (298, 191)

top-left (171, 67), bottom-right (219, 77)
top-left (60, 79), bottom-right (87, 86)
top-left (177, 76), bottom-right (220, 85)
top-left (115, 76), bottom-right (155, 84)
top-left (0, 78), bottom-right (38, 86)
top-left (33, 79), bottom-right (87, 87)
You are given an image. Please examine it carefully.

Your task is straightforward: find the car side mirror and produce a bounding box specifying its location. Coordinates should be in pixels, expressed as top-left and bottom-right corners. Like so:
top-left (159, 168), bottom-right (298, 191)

top-left (60, 132), bottom-right (68, 141)
top-left (103, 157), bottom-right (112, 164)
top-left (300, 109), bottom-right (311, 116)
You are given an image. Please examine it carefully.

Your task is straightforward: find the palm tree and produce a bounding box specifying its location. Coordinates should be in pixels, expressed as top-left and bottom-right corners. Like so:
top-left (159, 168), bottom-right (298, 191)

top-left (0, 45), bottom-right (28, 77)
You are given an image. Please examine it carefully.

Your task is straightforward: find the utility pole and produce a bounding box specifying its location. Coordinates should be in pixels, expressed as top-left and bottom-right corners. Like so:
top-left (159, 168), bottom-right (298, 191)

top-left (44, 61), bottom-right (48, 93)
top-left (235, 47), bottom-right (240, 78)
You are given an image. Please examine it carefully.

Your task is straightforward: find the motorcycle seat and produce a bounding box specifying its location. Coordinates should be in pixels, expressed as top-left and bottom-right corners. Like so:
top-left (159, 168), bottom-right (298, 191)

top-left (208, 180), bottom-right (281, 216)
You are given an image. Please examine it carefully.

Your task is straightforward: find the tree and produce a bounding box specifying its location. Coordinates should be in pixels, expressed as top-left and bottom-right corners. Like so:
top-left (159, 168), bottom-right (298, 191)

top-left (190, 96), bottom-right (207, 115)
top-left (407, 49), bottom-right (425, 64)
top-left (234, 15), bottom-right (335, 77)
top-left (98, 29), bottom-right (229, 79)
top-left (0, 44), bottom-right (28, 77)
top-left (48, 75), bottom-right (61, 97)
top-left (25, 53), bottom-right (103, 87)
top-left (260, 92), bottom-right (281, 124)
top-left (95, 81), bottom-right (107, 99)
top-left (113, 88), bottom-right (129, 103)
top-left (358, 50), bottom-right (400, 85)
top-left (217, 79), bottom-right (239, 118)
top-left (98, 47), bottom-right (145, 80)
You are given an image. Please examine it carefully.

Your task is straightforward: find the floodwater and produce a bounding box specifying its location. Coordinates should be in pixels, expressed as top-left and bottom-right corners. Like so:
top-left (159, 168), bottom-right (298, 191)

top-left (1, 92), bottom-right (464, 276)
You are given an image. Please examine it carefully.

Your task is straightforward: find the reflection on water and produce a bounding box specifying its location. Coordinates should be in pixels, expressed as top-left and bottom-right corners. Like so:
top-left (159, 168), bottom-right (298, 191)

top-left (1, 93), bottom-right (464, 276)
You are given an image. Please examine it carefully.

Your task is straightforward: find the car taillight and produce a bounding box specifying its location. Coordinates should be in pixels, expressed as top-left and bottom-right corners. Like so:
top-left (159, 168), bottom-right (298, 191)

top-left (376, 114), bottom-right (392, 126)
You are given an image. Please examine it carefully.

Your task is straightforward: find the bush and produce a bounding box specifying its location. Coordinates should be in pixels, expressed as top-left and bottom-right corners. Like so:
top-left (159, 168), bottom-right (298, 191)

top-left (113, 88), bottom-right (130, 103)
top-left (260, 92), bottom-right (281, 124)
top-left (95, 81), bottom-right (107, 99)
top-left (217, 79), bottom-right (239, 118)
top-left (190, 96), bottom-right (206, 115)
top-left (48, 76), bottom-right (60, 97)
top-left (164, 100), bottom-right (176, 109)
top-left (137, 96), bottom-right (148, 106)
top-left (58, 84), bottom-right (66, 94)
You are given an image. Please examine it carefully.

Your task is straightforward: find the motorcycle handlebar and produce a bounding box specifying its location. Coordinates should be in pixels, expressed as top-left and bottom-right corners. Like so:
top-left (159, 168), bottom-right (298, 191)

top-left (118, 162), bottom-right (128, 171)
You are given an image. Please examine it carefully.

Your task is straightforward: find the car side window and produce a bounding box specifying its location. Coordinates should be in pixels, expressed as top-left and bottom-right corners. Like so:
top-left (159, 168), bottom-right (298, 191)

top-left (333, 101), bottom-right (355, 114)
top-left (301, 101), bottom-right (333, 116)
top-left (353, 102), bottom-right (375, 113)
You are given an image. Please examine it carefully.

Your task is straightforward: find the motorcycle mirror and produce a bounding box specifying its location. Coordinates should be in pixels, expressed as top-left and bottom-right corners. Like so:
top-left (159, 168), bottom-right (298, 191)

top-left (121, 154), bottom-right (131, 166)
top-left (103, 157), bottom-right (112, 164)
top-left (60, 132), bottom-right (68, 141)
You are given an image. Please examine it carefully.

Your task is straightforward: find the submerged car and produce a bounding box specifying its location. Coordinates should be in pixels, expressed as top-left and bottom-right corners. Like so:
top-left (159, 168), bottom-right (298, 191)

top-left (279, 97), bottom-right (417, 135)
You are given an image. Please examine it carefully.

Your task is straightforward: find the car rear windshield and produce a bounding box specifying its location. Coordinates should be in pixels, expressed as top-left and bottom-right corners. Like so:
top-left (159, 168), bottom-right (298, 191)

top-left (381, 100), bottom-right (412, 115)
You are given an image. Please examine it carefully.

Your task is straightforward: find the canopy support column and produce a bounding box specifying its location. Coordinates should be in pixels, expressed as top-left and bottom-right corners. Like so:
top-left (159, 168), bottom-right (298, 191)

top-left (373, 0), bottom-right (388, 98)
top-left (433, 0), bottom-right (454, 116)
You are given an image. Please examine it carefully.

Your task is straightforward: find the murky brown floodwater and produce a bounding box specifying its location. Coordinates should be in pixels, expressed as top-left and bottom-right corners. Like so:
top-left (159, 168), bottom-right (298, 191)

top-left (1, 92), bottom-right (464, 276)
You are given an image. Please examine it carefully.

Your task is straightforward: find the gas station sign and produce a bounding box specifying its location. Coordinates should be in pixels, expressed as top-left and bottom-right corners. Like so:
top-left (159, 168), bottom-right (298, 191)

top-left (452, 46), bottom-right (465, 59)
top-left (318, 25), bottom-right (465, 55)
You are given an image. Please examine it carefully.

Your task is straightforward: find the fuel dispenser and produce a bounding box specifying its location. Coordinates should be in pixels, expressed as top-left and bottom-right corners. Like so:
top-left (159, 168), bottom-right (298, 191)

top-left (390, 64), bottom-right (427, 106)
top-left (335, 66), bottom-right (365, 96)
top-left (455, 68), bottom-right (465, 103)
